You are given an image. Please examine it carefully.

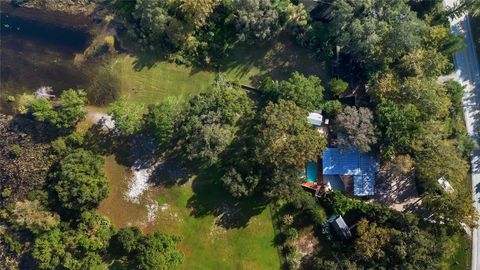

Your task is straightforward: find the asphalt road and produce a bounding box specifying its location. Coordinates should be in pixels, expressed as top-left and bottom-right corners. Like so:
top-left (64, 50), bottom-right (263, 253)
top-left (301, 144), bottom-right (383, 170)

top-left (444, 0), bottom-right (480, 269)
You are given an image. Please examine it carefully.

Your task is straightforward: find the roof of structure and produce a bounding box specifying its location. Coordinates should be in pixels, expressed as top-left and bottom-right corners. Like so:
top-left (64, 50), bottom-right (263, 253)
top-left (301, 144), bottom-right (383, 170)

top-left (307, 111), bottom-right (323, 127)
top-left (322, 148), bottom-right (379, 196)
top-left (328, 215), bottom-right (351, 239)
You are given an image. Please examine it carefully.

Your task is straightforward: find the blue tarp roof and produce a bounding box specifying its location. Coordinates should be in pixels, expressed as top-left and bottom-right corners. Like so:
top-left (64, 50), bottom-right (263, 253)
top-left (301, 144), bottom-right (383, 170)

top-left (322, 148), bottom-right (379, 196)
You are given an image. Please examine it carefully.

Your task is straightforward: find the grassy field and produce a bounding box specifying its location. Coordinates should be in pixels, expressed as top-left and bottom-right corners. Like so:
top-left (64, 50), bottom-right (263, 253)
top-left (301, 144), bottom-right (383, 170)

top-left (106, 32), bottom-right (328, 106)
top-left (108, 56), bottom-right (215, 106)
top-left (98, 157), bottom-right (281, 270)
top-left (151, 169), bottom-right (280, 270)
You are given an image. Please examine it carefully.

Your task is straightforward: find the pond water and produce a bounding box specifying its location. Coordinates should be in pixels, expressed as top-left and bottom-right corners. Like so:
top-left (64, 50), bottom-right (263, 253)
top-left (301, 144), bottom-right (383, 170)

top-left (0, 4), bottom-right (93, 114)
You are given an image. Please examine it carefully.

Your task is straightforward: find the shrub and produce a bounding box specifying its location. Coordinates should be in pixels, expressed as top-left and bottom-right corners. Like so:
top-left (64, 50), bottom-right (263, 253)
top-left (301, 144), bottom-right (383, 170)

top-left (284, 228), bottom-right (298, 241)
top-left (328, 78), bottom-right (349, 97)
top-left (9, 145), bottom-right (21, 159)
top-left (1, 188), bottom-right (12, 198)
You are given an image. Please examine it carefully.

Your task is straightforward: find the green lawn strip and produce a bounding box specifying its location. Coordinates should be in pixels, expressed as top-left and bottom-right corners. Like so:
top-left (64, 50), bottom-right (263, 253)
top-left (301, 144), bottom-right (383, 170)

top-left (152, 169), bottom-right (280, 270)
top-left (442, 232), bottom-right (471, 270)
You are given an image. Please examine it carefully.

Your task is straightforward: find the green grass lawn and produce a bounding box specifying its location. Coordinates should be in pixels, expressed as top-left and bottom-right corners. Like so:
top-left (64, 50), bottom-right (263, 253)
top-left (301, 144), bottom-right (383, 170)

top-left (108, 56), bottom-right (215, 106)
top-left (98, 158), bottom-right (281, 270)
top-left (151, 167), bottom-right (280, 270)
top-left (442, 232), bottom-right (471, 270)
top-left (106, 32), bottom-right (328, 106)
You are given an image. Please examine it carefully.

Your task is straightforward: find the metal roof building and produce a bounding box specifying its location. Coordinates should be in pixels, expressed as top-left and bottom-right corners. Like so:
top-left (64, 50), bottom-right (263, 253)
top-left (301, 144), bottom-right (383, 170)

top-left (322, 148), bottom-right (379, 196)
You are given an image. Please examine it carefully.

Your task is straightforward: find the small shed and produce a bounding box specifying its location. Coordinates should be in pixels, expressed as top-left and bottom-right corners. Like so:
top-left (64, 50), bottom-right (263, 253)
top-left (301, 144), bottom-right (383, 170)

top-left (307, 110), bottom-right (324, 127)
top-left (327, 215), bottom-right (351, 240)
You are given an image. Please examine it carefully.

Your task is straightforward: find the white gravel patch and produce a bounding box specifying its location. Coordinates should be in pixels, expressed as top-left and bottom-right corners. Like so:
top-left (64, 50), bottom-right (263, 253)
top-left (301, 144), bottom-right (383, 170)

top-left (126, 167), bottom-right (152, 204)
top-left (146, 201), bottom-right (160, 223)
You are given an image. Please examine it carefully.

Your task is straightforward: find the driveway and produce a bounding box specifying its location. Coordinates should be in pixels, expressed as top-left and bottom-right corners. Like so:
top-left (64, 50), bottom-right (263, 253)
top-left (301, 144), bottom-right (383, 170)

top-left (444, 0), bottom-right (480, 269)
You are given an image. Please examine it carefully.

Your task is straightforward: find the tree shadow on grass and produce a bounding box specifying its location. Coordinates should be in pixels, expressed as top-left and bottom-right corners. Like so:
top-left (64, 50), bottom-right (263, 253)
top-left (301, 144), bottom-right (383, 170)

top-left (149, 156), bottom-right (192, 188)
top-left (9, 115), bottom-right (66, 144)
top-left (186, 165), bottom-right (267, 229)
top-left (83, 122), bottom-right (137, 167)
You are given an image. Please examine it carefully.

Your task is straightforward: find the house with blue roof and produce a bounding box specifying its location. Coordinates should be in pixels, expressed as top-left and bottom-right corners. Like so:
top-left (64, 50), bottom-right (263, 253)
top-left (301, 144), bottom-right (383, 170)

top-left (301, 147), bottom-right (379, 197)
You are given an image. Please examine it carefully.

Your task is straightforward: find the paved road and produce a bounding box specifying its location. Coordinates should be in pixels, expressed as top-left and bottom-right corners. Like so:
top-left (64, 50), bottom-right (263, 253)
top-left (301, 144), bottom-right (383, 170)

top-left (444, 0), bottom-right (480, 269)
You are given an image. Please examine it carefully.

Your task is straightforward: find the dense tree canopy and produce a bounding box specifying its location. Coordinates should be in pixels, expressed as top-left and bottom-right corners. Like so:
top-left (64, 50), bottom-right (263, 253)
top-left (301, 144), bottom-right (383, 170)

top-left (277, 72), bottom-right (324, 111)
top-left (143, 97), bottom-right (180, 149)
top-left (133, 232), bottom-right (184, 270)
top-left (108, 96), bottom-right (144, 136)
top-left (52, 149), bottom-right (109, 212)
top-left (176, 79), bottom-right (252, 165)
top-left (179, 0), bottom-right (218, 29)
top-left (376, 100), bottom-right (420, 158)
top-left (27, 89), bottom-right (87, 130)
top-left (330, 0), bottom-right (426, 70)
top-left (133, 0), bottom-right (185, 48)
top-left (233, 0), bottom-right (282, 42)
top-left (13, 200), bottom-right (60, 235)
top-left (255, 100), bottom-right (326, 171)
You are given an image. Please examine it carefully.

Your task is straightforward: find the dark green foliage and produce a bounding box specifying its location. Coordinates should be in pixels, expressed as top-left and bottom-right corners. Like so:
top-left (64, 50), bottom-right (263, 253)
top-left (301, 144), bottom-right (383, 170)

top-left (233, 0), bottom-right (282, 42)
top-left (220, 167), bottom-right (259, 198)
top-left (414, 139), bottom-right (468, 193)
top-left (133, 232), bottom-right (183, 270)
top-left (52, 149), bottom-right (109, 212)
top-left (328, 78), bottom-right (348, 97)
top-left (176, 79), bottom-right (252, 165)
top-left (112, 227), bottom-right (142, 255)
top-left (277, 72), bottom-right (324, 112)
top-left (255, 100), bottom-right (326, 171)
top-left (143, 98), bottom-right (180, 149)
top-left (321, 191), bottom-right (368, 216)
top-left (32, 212), bottom-right (114, 270)
top-left (27, 89), bottom-right (87, 130)
top-left (320, 100), bottom-right (343, 118)
top-left (446, 80), bottom-right (465, 116)
top-left (259, 73), bottom-right (325, 111)
top-left (329, 0), bottom-right (426, 71)
top-left (51, 132), bottom-right (85, 157)
top-left (75, 211), bottom-right (115, 252)
top-left (133, 0), bottom-right (185, 49)
top-left (376, 100), bottom-right (420, 158)
top-left (32, 228), bottom-right (68, 270)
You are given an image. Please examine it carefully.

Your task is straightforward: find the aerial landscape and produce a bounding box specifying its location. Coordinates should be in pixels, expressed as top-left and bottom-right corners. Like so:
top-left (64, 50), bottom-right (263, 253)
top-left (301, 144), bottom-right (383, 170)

top-left (2, 0), bottom-right (480, 269)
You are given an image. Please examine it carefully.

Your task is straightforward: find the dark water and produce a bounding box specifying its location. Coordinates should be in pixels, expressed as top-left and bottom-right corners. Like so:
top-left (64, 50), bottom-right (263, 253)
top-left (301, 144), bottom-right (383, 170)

top-left (0, 7), bottom-right (93, 114)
